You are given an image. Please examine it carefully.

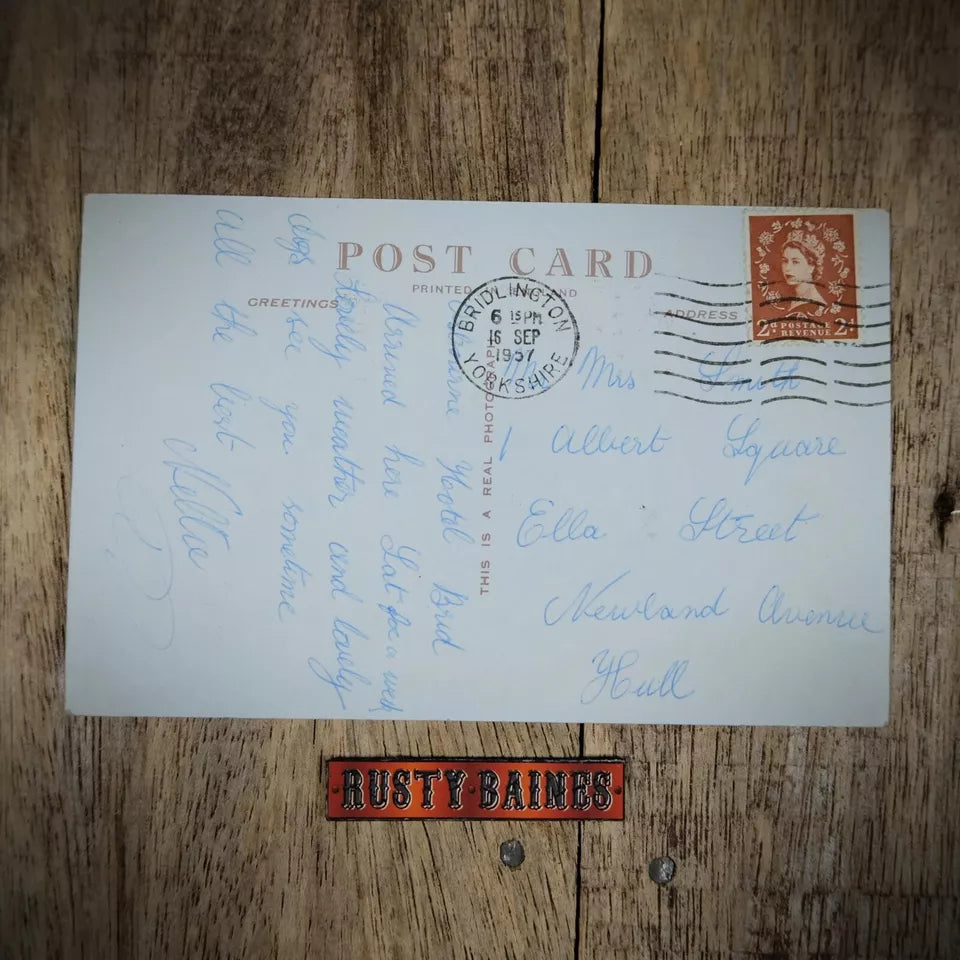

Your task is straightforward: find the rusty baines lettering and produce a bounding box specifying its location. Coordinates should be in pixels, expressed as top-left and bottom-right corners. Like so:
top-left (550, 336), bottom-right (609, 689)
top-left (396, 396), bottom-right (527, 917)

top-left (337, 765), bottom-right (614, 813)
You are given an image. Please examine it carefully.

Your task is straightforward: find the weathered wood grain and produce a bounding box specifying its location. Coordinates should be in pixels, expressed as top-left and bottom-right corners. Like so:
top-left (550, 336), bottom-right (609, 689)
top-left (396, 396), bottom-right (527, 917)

top-left (581, 1), bottom-right (960, 957)
top-left (0, 2), bottom-right (599, 957)
top-left (3, 0), bottom-right (958, 956)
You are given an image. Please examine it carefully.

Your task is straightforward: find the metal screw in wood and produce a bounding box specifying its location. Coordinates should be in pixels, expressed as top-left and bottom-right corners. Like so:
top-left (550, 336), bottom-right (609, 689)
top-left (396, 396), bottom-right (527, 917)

top-left (648, 856), bottom-right (676, 884)
top-left (499, 839), bottom-right (525, 868)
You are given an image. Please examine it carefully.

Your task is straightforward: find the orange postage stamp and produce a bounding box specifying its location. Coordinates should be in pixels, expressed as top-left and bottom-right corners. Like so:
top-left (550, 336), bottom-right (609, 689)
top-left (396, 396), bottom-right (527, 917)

top-left (748, 213), bottom-right (858, 341)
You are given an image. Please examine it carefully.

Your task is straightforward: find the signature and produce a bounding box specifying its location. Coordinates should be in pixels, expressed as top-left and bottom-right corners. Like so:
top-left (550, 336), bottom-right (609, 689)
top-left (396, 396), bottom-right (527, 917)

top-left (104, 475), bottom-right (175, 649)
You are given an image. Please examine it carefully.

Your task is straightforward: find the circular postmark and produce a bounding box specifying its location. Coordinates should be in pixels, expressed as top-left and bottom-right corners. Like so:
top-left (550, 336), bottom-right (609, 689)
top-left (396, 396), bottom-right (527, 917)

top-left (451, 276), bottom-right (579, 399)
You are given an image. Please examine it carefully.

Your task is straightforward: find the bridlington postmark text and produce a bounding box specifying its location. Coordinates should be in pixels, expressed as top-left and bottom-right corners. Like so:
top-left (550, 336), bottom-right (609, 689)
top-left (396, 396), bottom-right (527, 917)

top-left (452, 276), bottom-right (579, 399)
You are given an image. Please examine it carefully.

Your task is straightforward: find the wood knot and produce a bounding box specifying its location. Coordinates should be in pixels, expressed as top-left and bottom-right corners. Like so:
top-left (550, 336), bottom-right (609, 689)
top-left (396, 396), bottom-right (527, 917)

top-left (933, 484), bottom-right (957, 547)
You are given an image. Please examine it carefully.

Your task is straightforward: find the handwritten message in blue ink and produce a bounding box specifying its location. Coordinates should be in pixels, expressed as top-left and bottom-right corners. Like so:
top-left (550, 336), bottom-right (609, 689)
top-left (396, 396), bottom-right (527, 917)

top-left (329, 397), bottom-right (364, 508)
top-left (162, 438), bottom-right (243, 570)
top-left (544, 572), bottom-right (728, 627)
top-left (723, 415), bottom-right (845, 485)
top-left (309, 274), bottom-right (375, 368)
top-left (308, 618), bottom-right (371, 710)
top-left (68, 195), bottom-right (890, 726)
top-left (275, 213), bottom-right (322, 265)
top-left (277, 500), bottom-right (310, 621)
top-left (679, 497), bottom-right (819, 544)
top-left (516, 498), bottom-right (605, 547)
top-left (580, 650), bottom-right (693, 705)
top-left (213, 209), bottom-right (254, 267)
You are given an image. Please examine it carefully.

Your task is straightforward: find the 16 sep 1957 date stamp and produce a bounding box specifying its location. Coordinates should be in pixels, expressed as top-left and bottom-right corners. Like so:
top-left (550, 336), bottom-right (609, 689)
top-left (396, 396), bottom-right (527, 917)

top-left (452, 276), bottom-right (580, 399)
top-left (748, 213), bottom-right (859, 341)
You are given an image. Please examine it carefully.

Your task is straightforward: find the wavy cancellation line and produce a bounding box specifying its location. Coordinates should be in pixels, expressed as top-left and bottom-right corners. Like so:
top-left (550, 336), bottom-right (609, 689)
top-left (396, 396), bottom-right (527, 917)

top-left (652, 361), bottom-right (890, 406)
top-left (655, 383), bottom-right (890, 407)
top-left (653, 330), bottom-right (750, 348)
top-left (833, 358), bottom-right (890, 368)
top-left (654, 291), bottom-right (751, 308)
top-left (653, 389), bottom-right (752, 406)
top-left (654, 271), bottom-right (891, 292)
top-left (833, 378), bottom-right (891, 388)
top-left (759, 375), bottom-right (827, 386)
top-left (657, 388), bottom-right (890, 408)
top-left (759, 395), bottom-right (828, 405)
top-left (653, 272), bottom-right (748, 288)
top-left (648, 301), bottom-right (891, 405)
top-left (653, 369), bottom-right (751, 388)
top-left (758, 355), bottom-right (827, 366)
top-left (829, 319), bottom-right (891, 330)
top-left (653, 290), bottom-right (892, 311)
top-left (653, 349), bottom-right (751, 366)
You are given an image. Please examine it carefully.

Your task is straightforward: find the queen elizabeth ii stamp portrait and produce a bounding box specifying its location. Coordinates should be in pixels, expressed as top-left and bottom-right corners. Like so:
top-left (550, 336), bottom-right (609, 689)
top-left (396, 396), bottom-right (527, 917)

top-left (748, 213), bottom-right (859, 341)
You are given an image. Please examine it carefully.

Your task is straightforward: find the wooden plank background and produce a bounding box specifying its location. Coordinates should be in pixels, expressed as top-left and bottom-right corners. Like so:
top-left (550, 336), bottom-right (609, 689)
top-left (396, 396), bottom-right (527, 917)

top-left (1, 1), bottom-right (956, 957)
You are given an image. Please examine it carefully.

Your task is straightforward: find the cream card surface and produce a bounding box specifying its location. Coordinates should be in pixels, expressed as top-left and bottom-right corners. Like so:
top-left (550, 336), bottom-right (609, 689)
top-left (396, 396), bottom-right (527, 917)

top-left (66, 196), bottom-right (891, 724)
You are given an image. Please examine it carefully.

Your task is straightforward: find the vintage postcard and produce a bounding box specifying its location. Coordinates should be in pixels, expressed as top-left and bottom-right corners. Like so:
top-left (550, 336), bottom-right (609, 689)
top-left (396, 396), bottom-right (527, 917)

top-left (65, 197), bottom-right (891, 725)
